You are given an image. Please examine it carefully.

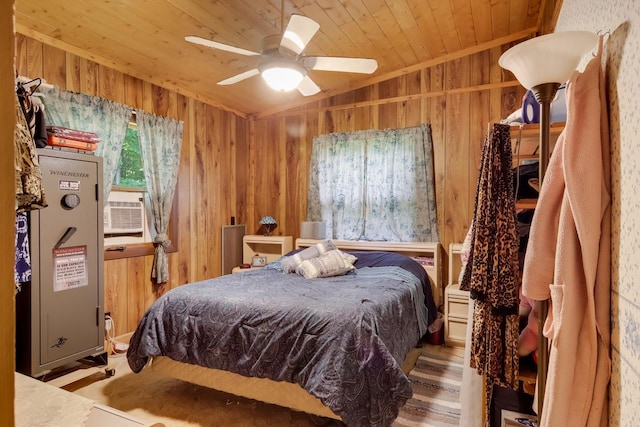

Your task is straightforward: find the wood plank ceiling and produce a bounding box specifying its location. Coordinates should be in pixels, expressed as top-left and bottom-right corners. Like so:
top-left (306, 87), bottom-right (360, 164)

top-left (15, 0), bottom-right (552, 117)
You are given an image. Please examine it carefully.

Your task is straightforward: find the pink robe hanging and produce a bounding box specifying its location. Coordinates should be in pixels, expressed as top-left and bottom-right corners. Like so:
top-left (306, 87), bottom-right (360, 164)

top-left (521, 36), bottom-right (610, 427)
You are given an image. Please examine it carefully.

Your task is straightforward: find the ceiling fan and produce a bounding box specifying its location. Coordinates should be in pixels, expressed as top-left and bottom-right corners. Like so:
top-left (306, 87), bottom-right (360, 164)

top-left (184, 1), bottom-right (378, 96)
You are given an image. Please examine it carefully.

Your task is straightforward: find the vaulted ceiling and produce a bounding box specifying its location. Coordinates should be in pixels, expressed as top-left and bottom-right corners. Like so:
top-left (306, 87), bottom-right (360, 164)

top-left (15, 0), bottom-right (560, 117)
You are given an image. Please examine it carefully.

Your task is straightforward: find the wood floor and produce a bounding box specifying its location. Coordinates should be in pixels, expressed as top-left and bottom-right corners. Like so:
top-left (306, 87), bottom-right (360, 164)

top-left (425, 342), bottom-right (465, 360)
top-left (38, 341), bottom-right (466, 427)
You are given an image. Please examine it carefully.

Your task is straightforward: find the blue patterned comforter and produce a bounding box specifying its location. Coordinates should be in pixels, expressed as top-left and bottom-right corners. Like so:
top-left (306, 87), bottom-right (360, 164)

top-left (127, 253), bottom-right (434, 427)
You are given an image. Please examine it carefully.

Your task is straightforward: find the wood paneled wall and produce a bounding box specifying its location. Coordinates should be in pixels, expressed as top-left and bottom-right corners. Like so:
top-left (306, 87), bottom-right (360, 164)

top-left (252, 47), bottom-right (524, 263)
top-left (15, 34), bottom-right (524, 335)
top-left (16, 34), bottom-right (251, 336)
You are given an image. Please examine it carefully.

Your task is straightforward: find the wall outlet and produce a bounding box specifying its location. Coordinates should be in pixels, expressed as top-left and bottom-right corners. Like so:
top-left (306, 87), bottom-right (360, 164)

top-left (105, 317), bottom-right (113, 332)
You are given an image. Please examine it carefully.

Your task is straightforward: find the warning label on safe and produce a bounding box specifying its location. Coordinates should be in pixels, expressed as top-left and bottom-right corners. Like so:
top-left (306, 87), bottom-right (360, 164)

top-left (53, 245), bottom-right (88, 291)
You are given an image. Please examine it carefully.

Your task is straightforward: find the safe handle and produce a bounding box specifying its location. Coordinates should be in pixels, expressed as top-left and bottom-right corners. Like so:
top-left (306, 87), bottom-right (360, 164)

top-left (54, 226), bottom-right (77, 249)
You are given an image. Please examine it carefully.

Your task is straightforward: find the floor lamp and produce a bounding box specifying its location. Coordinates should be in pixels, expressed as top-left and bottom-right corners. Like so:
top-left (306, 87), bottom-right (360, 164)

top-left (498, 30), bottom-right (598, 419)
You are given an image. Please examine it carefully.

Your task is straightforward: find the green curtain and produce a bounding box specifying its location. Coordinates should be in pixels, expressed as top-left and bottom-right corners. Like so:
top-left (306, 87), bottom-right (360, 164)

top-left (136, 110), bottom-right (183, 284)
top-left (40, 86), bottom-right (132, 199)
top-left (308, 124), bottom-right (439, 242)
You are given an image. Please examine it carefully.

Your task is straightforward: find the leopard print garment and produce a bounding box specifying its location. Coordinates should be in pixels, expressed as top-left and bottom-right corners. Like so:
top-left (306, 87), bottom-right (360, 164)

top-left (15, 92), bottom-right (47, 212)
top-left (460, 123), bottom-right (520, 426)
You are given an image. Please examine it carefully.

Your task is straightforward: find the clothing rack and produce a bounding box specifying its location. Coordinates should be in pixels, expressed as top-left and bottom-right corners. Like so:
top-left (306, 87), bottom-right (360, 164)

top-left (508, 118), bottom-right (553, 417)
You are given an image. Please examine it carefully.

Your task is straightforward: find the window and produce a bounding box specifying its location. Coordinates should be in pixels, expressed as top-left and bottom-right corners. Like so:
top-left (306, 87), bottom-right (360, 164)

top-left (112, 121), bottom-right (145, 189)
top-left (36, 86), bottom-right (179, 261)
top-left (308, 125), bottom-right (439, 242)
top-left (105, 117), bottom-right (151, 247)
top-left (103, 114), bottom-right (179, 261)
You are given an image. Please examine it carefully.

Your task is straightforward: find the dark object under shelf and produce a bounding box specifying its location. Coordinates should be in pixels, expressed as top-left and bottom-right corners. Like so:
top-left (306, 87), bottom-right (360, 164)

top-left (490, 381), bottom-right (536, 427)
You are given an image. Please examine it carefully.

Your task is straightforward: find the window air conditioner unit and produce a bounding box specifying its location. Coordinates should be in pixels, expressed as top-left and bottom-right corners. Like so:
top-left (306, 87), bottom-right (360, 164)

top-left (104, 196), bottom-right (144, 234)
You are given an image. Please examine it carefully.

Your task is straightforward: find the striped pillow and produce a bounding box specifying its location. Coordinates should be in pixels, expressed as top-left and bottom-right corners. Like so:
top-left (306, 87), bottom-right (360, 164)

top-left (281, 240), bottom-right (337, 273)
top-left (295, 249), bottom-right (357, 279)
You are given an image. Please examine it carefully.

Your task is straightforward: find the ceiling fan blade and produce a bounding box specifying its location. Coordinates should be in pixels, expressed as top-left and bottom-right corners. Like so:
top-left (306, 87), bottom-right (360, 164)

top-left (218, 69), bottom-right (260, 85)
top-left (185, 36), bottom-right (261, 57)
top-left (302, 56), bottom-right (378, 74)
top-left (280, 14), bottom-right (320, 55)
top-left (296, 75), bottom-right (321, 96)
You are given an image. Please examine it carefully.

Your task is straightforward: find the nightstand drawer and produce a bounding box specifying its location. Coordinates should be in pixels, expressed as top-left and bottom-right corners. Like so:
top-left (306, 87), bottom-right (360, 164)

top-left (448, 299), bottom-right (469, 318)
top-left (446, 317), bottom-right (468, 346)
top-left (444, 280), bottom-right (470, 347)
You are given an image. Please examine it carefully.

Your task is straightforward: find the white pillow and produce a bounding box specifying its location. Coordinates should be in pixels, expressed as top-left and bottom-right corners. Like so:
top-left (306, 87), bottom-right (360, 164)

top-left (295, 249), bottom-right (357, 279)
top-left (281, 240), bottom-right (337, 273)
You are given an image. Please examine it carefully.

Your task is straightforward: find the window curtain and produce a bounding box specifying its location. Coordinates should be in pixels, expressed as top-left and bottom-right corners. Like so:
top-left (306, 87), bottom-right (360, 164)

top-left (39, 86), bottom-right (132, 199)
top-left (136, 110), bottom-right (183, 285)
top-left (308, 124), bottom-right (439, 242)
top-left (308, 131), bottom-right (367, 240)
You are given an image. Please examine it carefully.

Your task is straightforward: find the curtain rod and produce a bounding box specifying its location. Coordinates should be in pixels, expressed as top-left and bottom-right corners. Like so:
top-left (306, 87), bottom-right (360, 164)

top-left (17, 75), bottom-right (54, 90)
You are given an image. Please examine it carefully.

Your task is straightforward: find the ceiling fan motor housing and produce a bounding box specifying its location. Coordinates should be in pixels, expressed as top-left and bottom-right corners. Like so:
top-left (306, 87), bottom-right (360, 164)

top-left (185, 7), bottom-right (376, 95)
top-left (262, 34), bottom-right (286, 56)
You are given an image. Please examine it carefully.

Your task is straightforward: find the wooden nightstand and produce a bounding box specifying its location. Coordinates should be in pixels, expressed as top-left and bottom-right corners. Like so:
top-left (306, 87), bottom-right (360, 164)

top-left (232, 235), bottom-right (293, 273)
top-left (445, 283), bottom-right (469, 346)
top-left (445, 243), bottom-right (470, 347)
top-left (242, 235), bottom-right (293, 265)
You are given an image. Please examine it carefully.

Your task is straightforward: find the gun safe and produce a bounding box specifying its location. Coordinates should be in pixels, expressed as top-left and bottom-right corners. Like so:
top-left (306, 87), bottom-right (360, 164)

top-left (16, 148), bottom-right (106, 377)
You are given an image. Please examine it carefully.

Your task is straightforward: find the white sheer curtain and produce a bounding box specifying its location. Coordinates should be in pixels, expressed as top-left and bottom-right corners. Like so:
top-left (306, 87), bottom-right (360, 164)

top-left (136, 110), bottom-right (183, 285)
top-left (308, 124), bottom-right (439, 242)
top-left (40, 86), bottom-right (132, 199)
top-left (363, 126), bottom-right (438, 241)
top-left (307, 131), bottom-right (367, 240)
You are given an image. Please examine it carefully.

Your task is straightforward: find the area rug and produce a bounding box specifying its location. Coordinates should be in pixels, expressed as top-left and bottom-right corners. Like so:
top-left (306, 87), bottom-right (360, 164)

top-left (394, 349), bottom-right (463, 426)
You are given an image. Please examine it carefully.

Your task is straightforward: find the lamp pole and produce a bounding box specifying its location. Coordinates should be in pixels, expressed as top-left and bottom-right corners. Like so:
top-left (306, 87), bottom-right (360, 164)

top-left (499, 30), bottom-right (598, 426)
top-left (530, 81), bottom-right (561, 419)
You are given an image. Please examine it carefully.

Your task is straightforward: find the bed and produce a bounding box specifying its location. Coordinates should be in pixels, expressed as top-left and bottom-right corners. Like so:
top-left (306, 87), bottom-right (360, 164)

top-left (127, 239), bottom-right (442, 427)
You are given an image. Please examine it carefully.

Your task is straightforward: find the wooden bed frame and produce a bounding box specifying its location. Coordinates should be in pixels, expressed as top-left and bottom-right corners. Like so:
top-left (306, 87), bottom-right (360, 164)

top-left (148, 239), bottom-right (443, 421)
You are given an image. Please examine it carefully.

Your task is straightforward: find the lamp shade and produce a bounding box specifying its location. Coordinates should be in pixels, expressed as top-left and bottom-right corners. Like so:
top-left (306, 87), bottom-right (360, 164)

top-left (259, 215), bottom-right (277, 236)
top-left (260, 60), bottom-right (306, 92)
top-left (300, 221), bottom-right (326, 239)
top-left (499, 31), bottom-right (598, 89)
top-left (259, 216), bottom-right (277, 226)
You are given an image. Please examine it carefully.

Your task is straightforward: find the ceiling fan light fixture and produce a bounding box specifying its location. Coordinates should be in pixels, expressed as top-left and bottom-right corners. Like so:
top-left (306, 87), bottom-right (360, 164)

top-left (186, 5), bottom-right (375, 97)
top-left (260, 60), bottom-right (306, 92)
